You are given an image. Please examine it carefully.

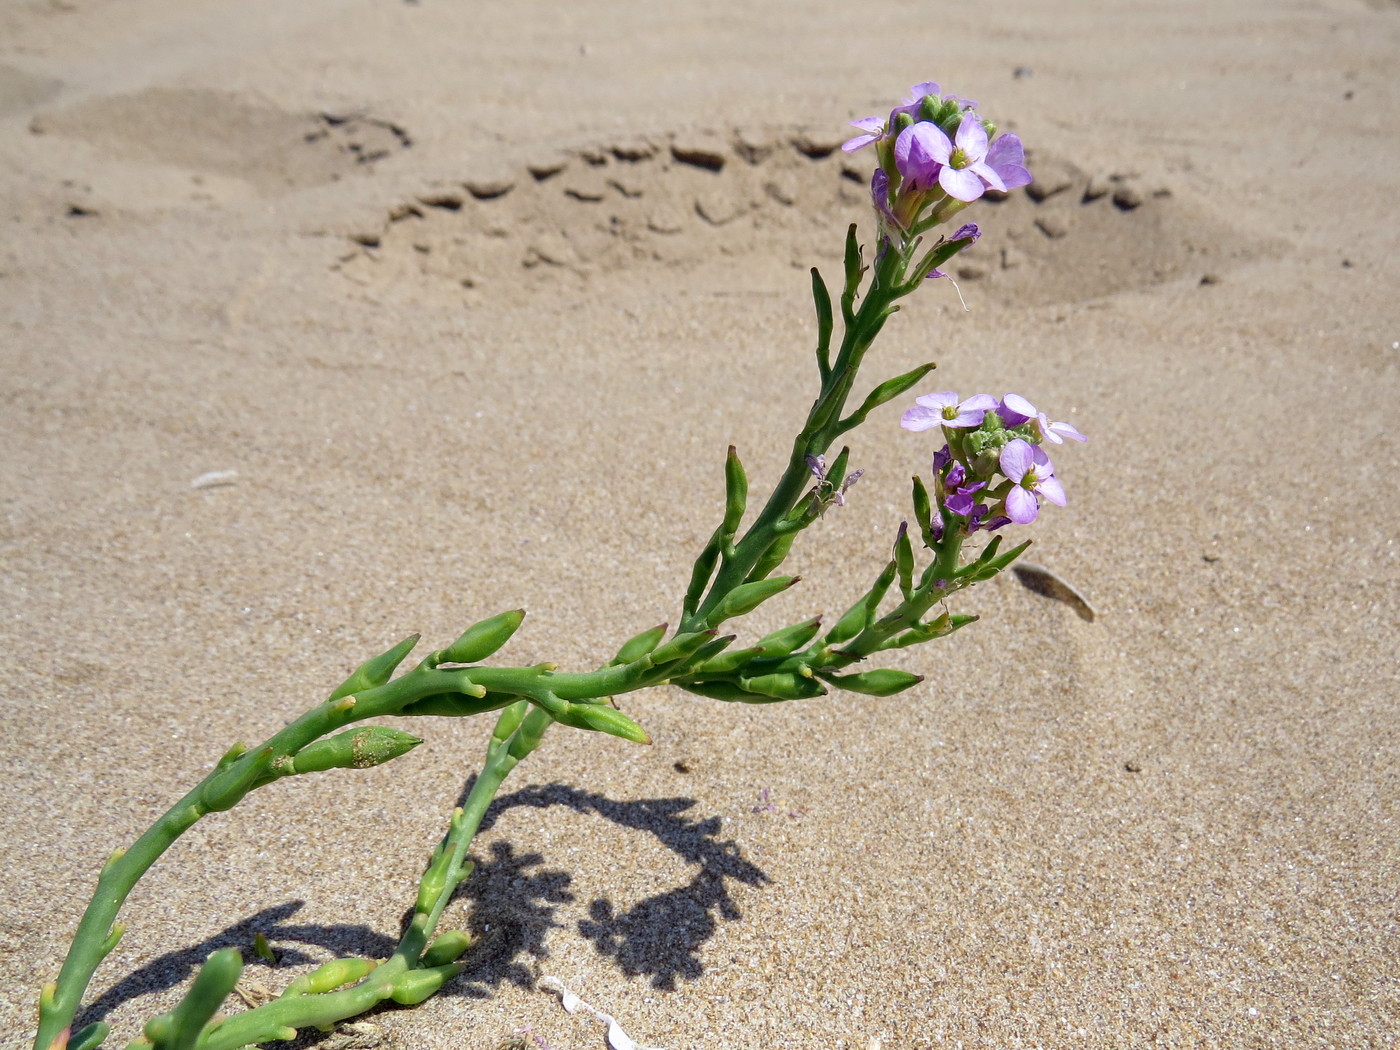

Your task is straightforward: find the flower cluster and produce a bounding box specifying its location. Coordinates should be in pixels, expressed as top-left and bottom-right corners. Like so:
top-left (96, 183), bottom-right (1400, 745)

top-left (901, 391), bottom-right (1085, 534)
top-left (845, 83), bottom-right (1032, 246)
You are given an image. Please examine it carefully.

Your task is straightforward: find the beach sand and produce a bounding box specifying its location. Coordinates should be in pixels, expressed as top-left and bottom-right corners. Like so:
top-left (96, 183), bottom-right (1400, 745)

top-left (2, 1), bottom-right (1397, 1047)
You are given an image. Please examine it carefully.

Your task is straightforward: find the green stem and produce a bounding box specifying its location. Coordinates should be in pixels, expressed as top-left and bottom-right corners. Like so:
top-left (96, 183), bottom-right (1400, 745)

top-left (682, 240), bottom-right (916, 632)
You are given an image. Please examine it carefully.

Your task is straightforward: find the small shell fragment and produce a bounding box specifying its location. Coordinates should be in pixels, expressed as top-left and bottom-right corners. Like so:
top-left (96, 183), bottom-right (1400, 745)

top-left (1012, 561), bottom-right (1097, 621)
top-left (191, 470), bottom-right (238, 490)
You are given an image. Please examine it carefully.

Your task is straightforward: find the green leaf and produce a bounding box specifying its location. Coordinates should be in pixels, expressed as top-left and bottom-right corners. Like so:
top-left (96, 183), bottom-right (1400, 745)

top-left (399, 691), bottom-right (516, 718)
top-left (328, 634), bottom-right (420, 701)
top-left (753, 615), bottom-right (823, 658)
top-left (610, 623), bottom-right (667, 666)
top-left (710, 575), bottom-right (799, 625)
top-left (276, 726), bottom-right (422, 776)
top-left (894, 522), bottom-right (915, 601)
top-left (840, 223), bottom-right (863, 324)
top-left (553, 700), bottom-right (650, 744)
top-left (723, 445), bottom-right (747, 537)
top-left (683, 532), bottom-right (722, 618)
top-left (68, 1023), bottom-right (109, 1050)
top-left (821, 668), bottom-right (924, 696)
top-left (840, 361), bottom-right (936, 432)
top-left (649, 629), bottom-right (721, 666)
top-left (421, 930), bottom-right (474, 968)
top-left (811, 267), bottom-right (834, 380)
top-left (745, 531), bottom-right (797, 584)
top-left (679, 680), bottom-right (785, 704)
top-left (737, 671), bottom-right (827, 700)
top-left (912, 475), bottom-right (935, 548)
top-left (438, 609), bottom-right (525, 664)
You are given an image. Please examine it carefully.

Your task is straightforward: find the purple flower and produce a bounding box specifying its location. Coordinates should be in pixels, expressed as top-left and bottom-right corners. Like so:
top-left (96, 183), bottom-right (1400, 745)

top-left (985, 133), bottom-right (1033, 191)
top-left (842, 82), bottom-right (946, 153)
top-left (901, 392), bottom-right (998, 432)
top-left (870, 168), bottom-right (902, 230)
top-left (925, 223), bottom-right (982, 279)
top-left (895, 113), bottom-right (1009, 203)
top-left (999, 393), bottom-right (1087, 444)
top-left (1000, 439), bottom-right (1066, 524)
top-left (842, 115), bottom-right (888, 153)
top-left (942, 462), bottom-right (988, 517)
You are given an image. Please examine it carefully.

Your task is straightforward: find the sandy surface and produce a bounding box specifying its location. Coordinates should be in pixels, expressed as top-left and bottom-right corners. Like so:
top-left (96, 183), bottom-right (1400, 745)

top-left (3, 1), bottom-right (1398, 1047)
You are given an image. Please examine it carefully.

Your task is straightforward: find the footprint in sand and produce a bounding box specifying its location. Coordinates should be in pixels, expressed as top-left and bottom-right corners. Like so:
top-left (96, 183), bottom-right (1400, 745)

top-left (336, 132), bottom-right (1283, 305)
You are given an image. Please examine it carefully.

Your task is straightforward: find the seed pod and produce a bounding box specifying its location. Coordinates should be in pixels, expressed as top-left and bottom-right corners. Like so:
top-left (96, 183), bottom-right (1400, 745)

top-left (328, 634), bottom-right (420, 702)
top-left (610, 623), bottom-right (667, 666)
top-left (437, 609), bottom-right (525, 664)
top-left (421, 930), bottom-right (475, 968)
top-left (279, 726), bottom-right (422, 776)
top-left (710, 575), bottom-right (799, 625)
top-left (821, 668), bottom-right (924, 697)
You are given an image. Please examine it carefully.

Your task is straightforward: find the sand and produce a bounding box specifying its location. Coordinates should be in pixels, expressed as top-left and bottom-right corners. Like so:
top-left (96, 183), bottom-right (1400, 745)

top-left (2, 1), bottom-right (1397, 1047)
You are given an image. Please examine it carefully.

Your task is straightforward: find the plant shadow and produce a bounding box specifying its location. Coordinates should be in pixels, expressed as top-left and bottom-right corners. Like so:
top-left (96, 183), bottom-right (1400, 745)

top-left (473, 782), bottom-right (770, 990)
top-left (72, 783), bottom-right (766, 1035)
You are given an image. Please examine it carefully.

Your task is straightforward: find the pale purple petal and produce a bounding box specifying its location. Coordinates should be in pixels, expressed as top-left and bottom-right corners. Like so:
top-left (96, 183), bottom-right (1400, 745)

top-left (903, 81), bottom-right (942, 104)
top-left (1046, 419), bottom-right (1087, 443)
top-left (895, 122), bottom-right (951, 190)
top-left (953, 113), bottom-right (989, 162)
top-left (950, 223), bottom-right (980, 243)
top-left (938, 164), bottom-right (985, 202)
top-left (842, 115), bottom-right (886, 153)
top-left (1000, 393), bottom-right (1037, 425)
top-left (914, 391), bottom-right (959, 411)
top-left (986, 134), bottom-right (1033, 189)
top-left (1037, 476), bottom-right (1067, 506)
top-left (960, 393), bottom-right (998, 414)
top-left (900, 404), bottom-right (945, 432)
top-left (985, 133), bottom-right (1023, 167)
top-left (966, 159), bottom-right (1007, 193)
top-left (1004, 486), bottom-right (1039, 524)
top-left (999, 439), bottom-right (1036, 482)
